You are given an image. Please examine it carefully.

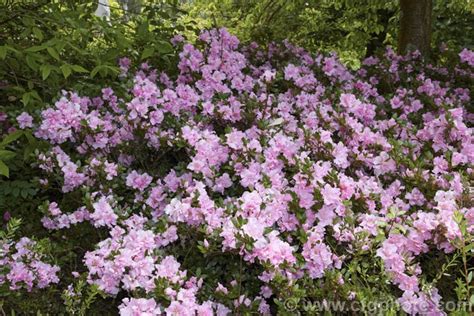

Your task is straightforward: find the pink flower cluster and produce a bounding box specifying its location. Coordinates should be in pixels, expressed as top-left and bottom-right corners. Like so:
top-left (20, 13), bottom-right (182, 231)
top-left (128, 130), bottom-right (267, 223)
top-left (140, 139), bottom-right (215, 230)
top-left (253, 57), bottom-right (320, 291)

top-left (11, 29), bottom-right (474, 314)
top-left (85, 216), bottom-right (234, 315)
top-left (0, 237), bottom-right (60, 291)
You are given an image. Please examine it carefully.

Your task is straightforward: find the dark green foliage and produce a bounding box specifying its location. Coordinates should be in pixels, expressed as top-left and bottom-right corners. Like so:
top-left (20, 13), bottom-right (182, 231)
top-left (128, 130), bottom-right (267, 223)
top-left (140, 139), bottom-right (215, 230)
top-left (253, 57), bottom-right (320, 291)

top-left (0, 1), bottom-right (196, 313)
top-left (185, 0), bottom-right (474, 68)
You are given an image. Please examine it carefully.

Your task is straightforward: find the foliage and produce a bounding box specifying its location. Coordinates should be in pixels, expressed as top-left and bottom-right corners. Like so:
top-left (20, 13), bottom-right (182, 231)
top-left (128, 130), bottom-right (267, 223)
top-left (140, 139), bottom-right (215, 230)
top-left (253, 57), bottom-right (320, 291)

top-left (0, 0), bottom-right (194, 313)
top-left (183, 0), bottom-right (474, 68)
top-left (0, 0), bottom-right (189, 111)
top-left (0, 0), bottom-right (196, 214)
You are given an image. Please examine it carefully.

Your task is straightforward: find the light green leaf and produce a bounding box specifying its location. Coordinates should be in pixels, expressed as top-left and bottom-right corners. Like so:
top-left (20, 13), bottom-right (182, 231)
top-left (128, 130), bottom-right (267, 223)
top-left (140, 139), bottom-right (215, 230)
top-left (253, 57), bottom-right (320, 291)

top-left (40, 64), bottom-right (52, 80)
top-left (157, 41), bottom-right (173, 54)
top-left (60, 64), bottom-right (72, 78)
top-left (0, 150), bottom-right (16, 160)
top-left (22, 92), bottom-right (31, 106)
top-left (0, 46), bottom-right (6, 60)
top-left (26, 55), bottom-right (38, 71)
top-left (0, 160), bottom-right (9, 178)
top-left (71, 64), bottom-right (88, 73)
top-left (29, 90), bottom-right (42, 102)
top-left (32, 27), bottom-right (44, 41)
top-left (24, 131), bottom-right (36, 144)
top-left (6, 46), bottom-right (19, 54)
top-left (47, 47), bottom-right (60, 61)
top-left (90, 65), bottom-right (104, 78)
top-left (141, 47), bottom-right (155, 60)
top-left (25, 45), bottom-right (47, 53)
top-left (1, 131), bottom-right (24, 146)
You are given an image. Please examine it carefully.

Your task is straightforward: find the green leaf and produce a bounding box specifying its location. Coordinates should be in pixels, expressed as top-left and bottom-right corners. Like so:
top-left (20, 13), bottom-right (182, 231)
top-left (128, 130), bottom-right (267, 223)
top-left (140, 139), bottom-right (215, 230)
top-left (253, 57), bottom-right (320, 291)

top-left (5, 46), bottom-right (19, 54)
top-left (71, 64), bottom-right (88, 73)
top-left (25, 45), bottom-right (47, 53)
top-left (465, 243), bottom-right (474, 252)
top-left (32, 27), bottom-right (44, 41)
top-left (40, 64), bottom-right (52, 80)
top-left (47, 47), bottom-right (60, 61)
top-left (90, 65), bottom-right (117, 78)
top-left (157, 41), bottom-right (173, 54)
top-left (22, 92), bottom-right (31, 106)
top-left (0, 150), bottom-right (16, 160)
top-left (23, 131), bottom-right (36, 145)
top-left (0, 160), bottom-right (9, 178)
top-left (90, 65), bottom-right (104, 78)
top-left (26, 55), bottom-right (38, 71)
top-left (141, 47), bottom-right (155, 60)
top-left (0, 46), bottom-right (6, 60)
top-left (60, 64), bottom-right (72, 78)
top-left (29, 90), bottom-right (42, 102)
top-left (1, 130), bottom-right (23, 146)
top-left (137, 21), bottom-right (149, 37)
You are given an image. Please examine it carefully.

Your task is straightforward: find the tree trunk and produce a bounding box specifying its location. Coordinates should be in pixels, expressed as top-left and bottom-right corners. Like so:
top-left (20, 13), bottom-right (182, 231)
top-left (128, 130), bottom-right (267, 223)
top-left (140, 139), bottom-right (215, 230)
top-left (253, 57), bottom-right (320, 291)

top-left (398, 0), bottom-right (432, 57)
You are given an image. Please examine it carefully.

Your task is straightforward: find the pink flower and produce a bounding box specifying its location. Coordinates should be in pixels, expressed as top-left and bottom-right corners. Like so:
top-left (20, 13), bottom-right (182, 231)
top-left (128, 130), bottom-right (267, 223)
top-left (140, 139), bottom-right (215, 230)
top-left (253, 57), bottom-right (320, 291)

top-left (213, 173), bottom-right (232, 193)
top-left (226, 130), bottom-right (245, 150)
top-left (104, 161), bottom-right (118, 180)
top-left (321, 184), bottom-right (341, 206)
top-left (242, 217), bottom-right (265, 240)
top-left (240, 191), bottom-right (262, 214)
top-left (119, 298), bottom-right (161, 316)
top-left (171, 34), bottom-right (184, 45)
top-left (459, 48), bottom-right (474, 67)
top-left (90, 196), bottom-right (117, 227)
top-left (303, 230), bottom-right (335, 278)
top-left (126, 171), bottom-right (153, 191)
top-left (155, 256), bottom-right (182, 282)
top-left (3, 210), bottom-right (11, 222)
top-left (16, 112), bottom-right (33, 129)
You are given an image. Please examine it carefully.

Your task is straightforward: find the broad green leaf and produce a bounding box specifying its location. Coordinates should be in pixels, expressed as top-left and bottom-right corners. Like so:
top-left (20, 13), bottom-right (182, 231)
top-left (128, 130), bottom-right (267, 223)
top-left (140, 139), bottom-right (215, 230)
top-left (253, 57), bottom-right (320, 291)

top-left (32, 27), bottom-right (44, 41)
top-left (22, 92), bottom-right (31, 106)
top-left (5, 46), bottom-right (19, 54)
top-left (157, 41), bottom-right (173, 54)
top-left (90, 65), bottom-right (104, 78)
top-left (30, 90), bottom-right (42, 102)
top-left (0, 150), bottom-right (16, 160)
top-left (40, 64), bottom-right (52, 80)
top-left (60, 64), bottom-right (72, 78)
top-left (1, 131), bottom-right (24, 146)
top-left (47, 47), bottom-right (60, 61)
top-left (141, 47), bottom-right (155, 60)
top-left (90, 65), bottom-right (118, 78)
top-left (26, 55), bottom-right (38, 71)
top-left (465, 243), bottom-right (474, 252)
top-left (24, 131), bottom-right (37, 145)
top-left (0, 46), bottom-right (6, 59)
top-left (71, 64), bottom-right (88, 73)
top-left (0, 160), bottom-right (9, 178)
top-left (25, 45), bottom-right (47, 53)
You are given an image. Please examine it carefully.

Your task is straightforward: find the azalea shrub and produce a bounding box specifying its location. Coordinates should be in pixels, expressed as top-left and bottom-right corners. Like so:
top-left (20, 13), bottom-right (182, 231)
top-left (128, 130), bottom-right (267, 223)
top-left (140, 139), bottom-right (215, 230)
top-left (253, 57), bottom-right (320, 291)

top-left (1, 28), bottom-right (474, 315)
